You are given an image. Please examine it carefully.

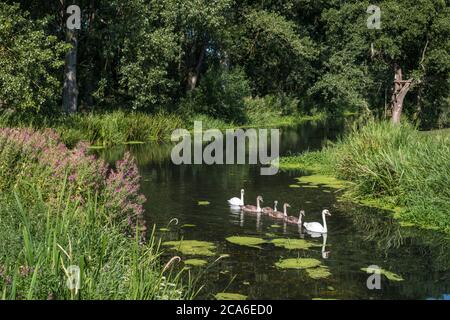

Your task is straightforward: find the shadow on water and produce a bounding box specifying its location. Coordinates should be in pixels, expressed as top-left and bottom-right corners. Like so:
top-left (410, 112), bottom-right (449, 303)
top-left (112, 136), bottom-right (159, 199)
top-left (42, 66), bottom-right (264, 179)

top-left (98, 118), bottom-right (450, 300)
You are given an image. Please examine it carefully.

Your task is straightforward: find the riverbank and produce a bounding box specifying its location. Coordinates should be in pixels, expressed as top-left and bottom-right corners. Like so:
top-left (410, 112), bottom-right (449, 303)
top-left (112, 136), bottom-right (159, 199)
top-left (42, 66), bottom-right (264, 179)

top-left (0, 110), bottom-right (326, 147)
top-left (279, 121), bottom-right (450, 235)
top-left (0, 128), bottom-right (195, 299)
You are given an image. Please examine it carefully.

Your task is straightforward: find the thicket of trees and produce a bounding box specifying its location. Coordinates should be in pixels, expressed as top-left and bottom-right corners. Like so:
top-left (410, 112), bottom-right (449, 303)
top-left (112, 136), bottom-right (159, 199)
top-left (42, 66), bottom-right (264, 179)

top-left (0, 0), bottom-right (449, 127)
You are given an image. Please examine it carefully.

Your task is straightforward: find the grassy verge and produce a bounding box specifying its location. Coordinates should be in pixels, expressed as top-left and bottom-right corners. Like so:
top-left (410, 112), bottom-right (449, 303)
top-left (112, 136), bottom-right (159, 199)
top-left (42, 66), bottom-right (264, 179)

top-left (0, 187), bottom-right (195, 300)
top-left (0, 108), bottom-right (325, 147)
top-left (0, 128), bottom-right (196, 300)
top-left (279, 121), bottom-right (450, 234)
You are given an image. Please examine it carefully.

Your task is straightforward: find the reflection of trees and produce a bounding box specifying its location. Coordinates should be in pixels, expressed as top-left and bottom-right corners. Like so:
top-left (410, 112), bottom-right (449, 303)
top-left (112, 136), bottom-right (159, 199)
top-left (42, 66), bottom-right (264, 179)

top-left (336, 201), bottom-right (450, 299)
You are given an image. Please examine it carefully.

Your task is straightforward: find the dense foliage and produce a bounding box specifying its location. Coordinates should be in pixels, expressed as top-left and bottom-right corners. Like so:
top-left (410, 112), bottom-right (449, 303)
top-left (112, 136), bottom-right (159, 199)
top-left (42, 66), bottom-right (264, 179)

top-left (0, 1), bottom-right (449, 127)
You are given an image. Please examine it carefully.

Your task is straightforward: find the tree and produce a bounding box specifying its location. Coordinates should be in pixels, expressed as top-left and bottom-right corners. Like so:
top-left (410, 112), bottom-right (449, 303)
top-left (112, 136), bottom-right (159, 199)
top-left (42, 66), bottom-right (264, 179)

top-left (0, 3), bottom-right (67, 113)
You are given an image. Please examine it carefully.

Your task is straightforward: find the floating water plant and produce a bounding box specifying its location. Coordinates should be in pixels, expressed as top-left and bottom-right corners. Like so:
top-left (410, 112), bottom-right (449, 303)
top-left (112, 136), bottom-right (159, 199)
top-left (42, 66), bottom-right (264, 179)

top-left (306, 266), bottom-right (331, 279)
top-left (271, 238), bottom-right (320, 250)
top-left (296, 174), bottom-right (347, 189)
top-left (162, 240), bottom-right (216, 256)
top-left (289, 184), bottom-right (301, 188)
top-left (184, 259), bottom-right (208, 267)
top-left (198, 201), bottom-right (210, 206)
top-left (361, 267), bottom-right (404, 281)
top-left (265, 233), bottom-right (277, 238)
top-left (181, 224), bottom-right (196, 228)
top-left (226, 236), bottom-right (267, 249)
top-left (215, 293), bottom-right (247, 300)
top-left (275, 258), bottom-right (322, 270)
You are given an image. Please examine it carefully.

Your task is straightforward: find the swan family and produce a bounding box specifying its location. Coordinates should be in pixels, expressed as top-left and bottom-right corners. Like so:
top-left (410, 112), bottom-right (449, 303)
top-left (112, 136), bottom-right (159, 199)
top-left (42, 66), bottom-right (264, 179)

top-left (227, 189), bottom-right (331, 234)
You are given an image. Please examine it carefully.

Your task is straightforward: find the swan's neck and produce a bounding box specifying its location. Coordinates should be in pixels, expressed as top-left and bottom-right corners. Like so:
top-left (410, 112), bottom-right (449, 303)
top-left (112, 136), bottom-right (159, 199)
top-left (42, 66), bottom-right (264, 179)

top-left (274, 203), bottom-right (277, 211)
top-left (283, 205), bottom-right (287, 216)
top-left (241, 192), bottom-right (244, 203)
top-left (256, 198), bottom-right (261, 211)
top-left (322, 213), bottom-right (328, 232)
top-left (298, 214), bottom-right (302, 225)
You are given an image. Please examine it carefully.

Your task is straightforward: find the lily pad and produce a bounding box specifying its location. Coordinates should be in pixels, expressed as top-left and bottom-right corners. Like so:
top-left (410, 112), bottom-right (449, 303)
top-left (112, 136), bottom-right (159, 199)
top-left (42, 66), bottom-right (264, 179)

top-left (162, 240), bottom-right (216, 256)
top-left (271, 238), bottom-right (320, 250)
top-left (198, 201), bottom-right (210, 206)
top-left (306, 267), bottom-right (332, 279)
top-left (296, 174), bottom-right (347, 189)
top-left (275, 258), bottom-right (322, 270)
top-left (361, 267), bottom-right (404, 281)
top-left (226, 236), bottom-right (267, 248)
top-left (215, 292), bottom-right (247, 300)
top-left (184, 259), bottom-right (208, 267)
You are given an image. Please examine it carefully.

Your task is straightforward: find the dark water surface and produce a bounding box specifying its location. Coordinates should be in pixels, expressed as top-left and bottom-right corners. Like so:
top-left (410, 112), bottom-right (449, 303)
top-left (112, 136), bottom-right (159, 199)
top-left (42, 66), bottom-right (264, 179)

top-left (100, 119), bottom-right (450, 300)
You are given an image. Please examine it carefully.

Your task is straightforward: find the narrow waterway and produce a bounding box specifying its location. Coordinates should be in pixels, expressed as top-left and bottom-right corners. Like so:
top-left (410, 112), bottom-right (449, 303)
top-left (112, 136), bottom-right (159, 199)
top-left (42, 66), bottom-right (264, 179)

top-left (100, 119), bottom-right (450, 300)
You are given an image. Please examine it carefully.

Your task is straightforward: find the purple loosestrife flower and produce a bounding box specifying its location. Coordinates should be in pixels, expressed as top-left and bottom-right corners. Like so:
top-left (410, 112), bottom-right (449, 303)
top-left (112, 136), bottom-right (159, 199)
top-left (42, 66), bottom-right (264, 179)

top-left (0, 128), bottom-right (147, 234)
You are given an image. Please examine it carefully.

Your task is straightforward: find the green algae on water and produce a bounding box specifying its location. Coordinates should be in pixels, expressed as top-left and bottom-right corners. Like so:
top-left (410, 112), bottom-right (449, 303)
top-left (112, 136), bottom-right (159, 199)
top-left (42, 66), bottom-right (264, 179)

top-left (159, 228), bottom-right (170, 232)
top-left (226, 236), bottom-right (267, 248)
top-left (265, 233), bottom-right (277, 238)
top-left (198, 201), bottom-right (210, 206)
top-left (184, 259), bottom-right (208, 267)
top-left (275, 258), bottom-right (321, 270)
top-left (289, 184), bottom-right (301, 188)
top-left (296, 174), bottom-right (347, 189)
top-left (270, 224), bottom-right (281, 228)
top-left (360, 267), bottom-right (404, 281)
top-left (181, 224), bottom-right (196, 228)
top-left (215, 292), bottom-right (247, 300)
top-left (162, 240), bottom-right (216, 256)
top-left (271, 238), bottom-right (320, 250)
top-left (306, 266), bottom-right (331, 279)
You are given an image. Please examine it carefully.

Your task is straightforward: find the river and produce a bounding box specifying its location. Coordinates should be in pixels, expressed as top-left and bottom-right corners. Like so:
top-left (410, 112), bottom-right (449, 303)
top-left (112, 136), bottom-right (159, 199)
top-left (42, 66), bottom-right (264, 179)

top-left (99, 118), bottom-right (450, 300)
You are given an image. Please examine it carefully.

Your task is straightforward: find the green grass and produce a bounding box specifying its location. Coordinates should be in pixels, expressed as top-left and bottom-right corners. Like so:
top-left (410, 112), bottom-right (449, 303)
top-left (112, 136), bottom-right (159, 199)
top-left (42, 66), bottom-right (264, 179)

top-left (0, 184), bottom-right (197, 300)
top-left (1, 107), bottom-right (325, 147)
top-left (280, 121), bottom-right (450, 234)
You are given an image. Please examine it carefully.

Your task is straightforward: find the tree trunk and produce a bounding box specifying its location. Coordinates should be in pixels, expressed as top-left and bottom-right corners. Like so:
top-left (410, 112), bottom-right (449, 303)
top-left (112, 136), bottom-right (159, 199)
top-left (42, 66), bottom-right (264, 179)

top-left (187, 44), bottom-right (206, 91)
top-left (63, 28), bottom-right (78, 113)
top-left (390, 65), bottom-right (413, 124)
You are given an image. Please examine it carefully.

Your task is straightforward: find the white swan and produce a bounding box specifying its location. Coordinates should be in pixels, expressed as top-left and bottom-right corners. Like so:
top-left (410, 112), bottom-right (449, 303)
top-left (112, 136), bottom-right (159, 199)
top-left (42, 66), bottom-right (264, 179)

top-left (303, 209), bottom-right (331, 233)
top-left (228, 189), bottom-right (244, 206)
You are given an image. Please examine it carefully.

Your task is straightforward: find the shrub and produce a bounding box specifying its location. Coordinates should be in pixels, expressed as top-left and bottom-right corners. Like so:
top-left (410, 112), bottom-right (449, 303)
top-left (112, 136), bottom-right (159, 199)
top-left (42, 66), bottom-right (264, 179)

top-left (0, 128), bottom-right (146, 231)
top-left (190, 67), bottom-right (251, 123)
